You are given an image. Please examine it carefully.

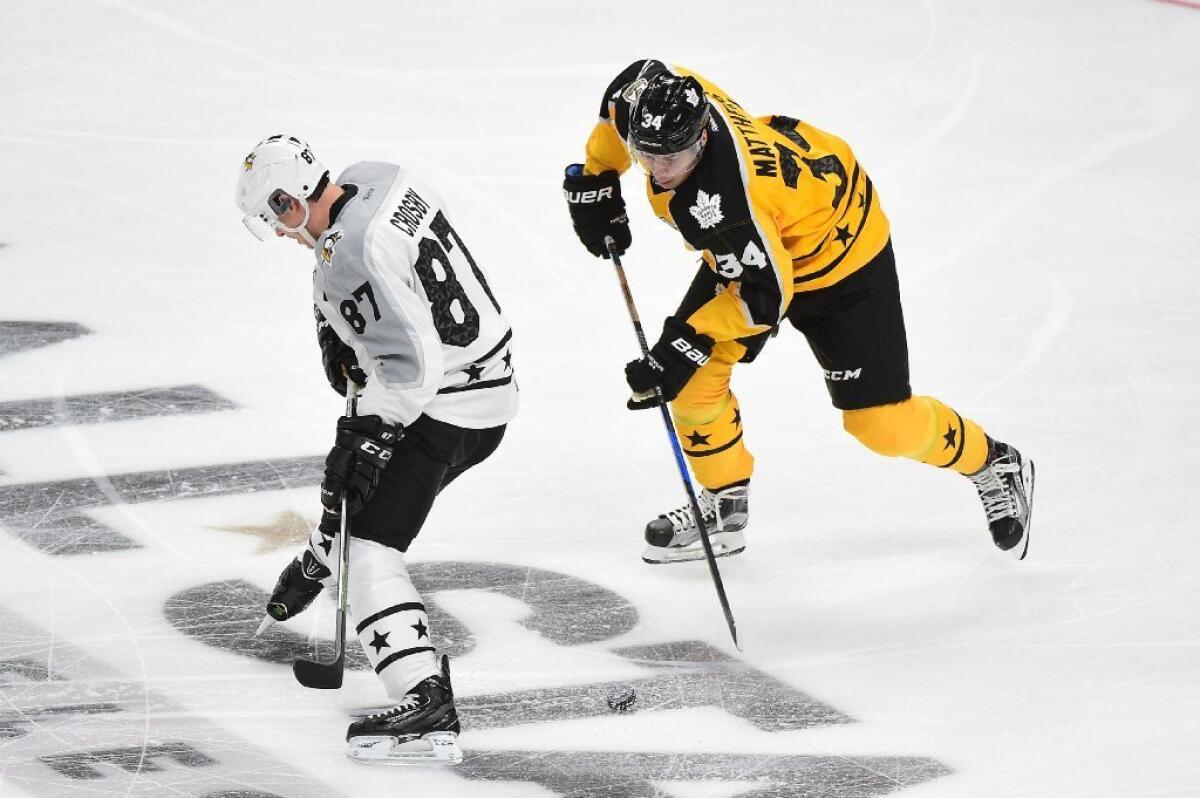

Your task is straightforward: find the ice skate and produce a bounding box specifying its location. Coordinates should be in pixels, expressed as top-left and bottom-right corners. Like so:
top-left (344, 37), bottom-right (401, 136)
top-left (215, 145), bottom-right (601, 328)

top-left (346, 655), bottom-right (462, 766)
top-left (643, 484), bottom-right (748, 564)
top-left (967, 438), bottom-right (1035, 559)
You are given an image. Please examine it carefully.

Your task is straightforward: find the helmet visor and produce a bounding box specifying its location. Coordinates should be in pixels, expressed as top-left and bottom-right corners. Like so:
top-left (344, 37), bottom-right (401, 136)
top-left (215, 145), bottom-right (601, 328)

top-left (630, 137), bottom-right (704, 188)
top-left (242, 211), bottom-right (276, 241)
top-left (241, 189), bottom-right (301, 241)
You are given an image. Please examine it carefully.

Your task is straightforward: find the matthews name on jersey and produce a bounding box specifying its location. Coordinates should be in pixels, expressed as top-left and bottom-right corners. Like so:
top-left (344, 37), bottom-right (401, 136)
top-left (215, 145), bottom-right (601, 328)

top-left (583, 59), bottom-right (891, 345)
top-left (313, 161), bottom-right (517, 429)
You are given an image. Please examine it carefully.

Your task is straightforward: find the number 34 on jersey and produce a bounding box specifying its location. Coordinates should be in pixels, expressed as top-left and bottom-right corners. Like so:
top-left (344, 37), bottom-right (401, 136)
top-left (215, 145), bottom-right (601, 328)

top-left (711, 240), bottom-right (769, 279)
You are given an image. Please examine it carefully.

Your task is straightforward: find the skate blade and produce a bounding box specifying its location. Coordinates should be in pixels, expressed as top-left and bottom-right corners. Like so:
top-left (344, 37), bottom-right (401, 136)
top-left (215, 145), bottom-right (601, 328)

top-left (1012, 460), bottom-right (1035, 561)
top-left (642, 531), bottom-right (746, 565)
top-left (346, 732), bottom-right (462, 766)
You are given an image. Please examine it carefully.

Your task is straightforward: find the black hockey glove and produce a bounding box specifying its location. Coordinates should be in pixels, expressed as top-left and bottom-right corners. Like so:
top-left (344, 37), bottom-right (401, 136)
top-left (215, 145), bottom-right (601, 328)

top-left (563, 164), bottom-right (630, 258)
top-left (315, 306), bottom-right (366, 396)
top-left (317, 506), bottom-right (340, 538)
top-left (320, 415), bottom-right (402, 514)
top-left (624, 317), bottom-right (714, 410)
top-left (265, 549), bottom-right (330, 622)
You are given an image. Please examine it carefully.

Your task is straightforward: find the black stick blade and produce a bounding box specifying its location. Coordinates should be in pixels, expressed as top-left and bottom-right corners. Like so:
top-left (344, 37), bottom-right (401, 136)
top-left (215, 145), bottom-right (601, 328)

top-left (293, 653), bottom-right (344, 689)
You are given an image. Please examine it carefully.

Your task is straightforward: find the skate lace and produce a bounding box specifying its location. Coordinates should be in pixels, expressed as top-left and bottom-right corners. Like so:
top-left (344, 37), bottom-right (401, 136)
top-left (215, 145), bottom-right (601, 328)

top-left (369, 694), bottom-right (423, 720)
top-left (662, 489), bottom-right (719, 534)
top-left (969, 458), bottom-right (1018, 523)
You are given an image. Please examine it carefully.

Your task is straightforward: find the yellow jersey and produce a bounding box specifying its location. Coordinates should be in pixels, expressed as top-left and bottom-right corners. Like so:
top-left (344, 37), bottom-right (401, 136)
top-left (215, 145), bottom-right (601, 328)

top-left (583, 59), bottom-right (891, 344)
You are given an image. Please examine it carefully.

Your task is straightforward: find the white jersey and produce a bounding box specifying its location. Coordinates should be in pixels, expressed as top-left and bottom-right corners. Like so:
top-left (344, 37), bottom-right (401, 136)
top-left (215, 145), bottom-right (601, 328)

top-left (312, 161), bottom-right (517, 429)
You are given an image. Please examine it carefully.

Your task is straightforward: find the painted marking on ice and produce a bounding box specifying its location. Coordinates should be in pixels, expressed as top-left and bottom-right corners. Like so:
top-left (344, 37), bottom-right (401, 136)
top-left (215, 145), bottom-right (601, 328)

top-left (164, 579), bottom-right (371, 669)
top-left (457, 751), bottom-right (950, 797)
top-left (1151, 0), bottom-right (1200, 9)
top-left (460, 639), bottom-right (851, 732)
top-left (166, 560), bottom-right (640, 667)
top-left (0, 384), bottom-right (235, 432)
top-left (0, 456), bottom-right (322, 556)
top-left (0, 610), bottom-right (335, 796)
top-left (1, 705), bottom-right (123, 741)
top-left (39, 742), bottom-right (218, 780)
top-left (0, 320), bottom-right (89, 356)
top-left (166, 566), bottom-right (949, 797)
top-left (0, 658), bottom-right (60, 683)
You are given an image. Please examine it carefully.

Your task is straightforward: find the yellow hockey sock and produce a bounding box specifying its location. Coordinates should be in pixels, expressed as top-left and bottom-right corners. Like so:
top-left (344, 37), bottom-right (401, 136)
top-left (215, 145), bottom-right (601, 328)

top-left (672, 392), bottom-right (754, 490)
top-left (842, 395), bottom-right (987, 475)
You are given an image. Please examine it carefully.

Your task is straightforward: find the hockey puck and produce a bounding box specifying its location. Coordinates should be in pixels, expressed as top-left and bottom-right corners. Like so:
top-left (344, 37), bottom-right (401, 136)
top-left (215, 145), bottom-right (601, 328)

top-left (606, 686), bottom-right (637, 712)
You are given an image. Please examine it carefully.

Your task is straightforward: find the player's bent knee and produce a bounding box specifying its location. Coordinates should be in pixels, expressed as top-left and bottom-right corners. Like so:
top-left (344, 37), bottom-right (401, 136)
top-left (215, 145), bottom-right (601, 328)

top-left (842, 398), bottom-right (930, 458)
top-left (673, 356), bottom-right (734, 411)
top-left (674, 382), bottom-right (726, 415)
top-left (672, 389), bottom-right (730, 426)
top-left (672, 402), bottom-right (722, 426)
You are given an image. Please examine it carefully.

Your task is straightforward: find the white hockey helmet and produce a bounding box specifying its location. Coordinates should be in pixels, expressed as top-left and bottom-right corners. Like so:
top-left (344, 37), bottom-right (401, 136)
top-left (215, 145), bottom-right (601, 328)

top-left (236, 135), bottom-right (328, 241)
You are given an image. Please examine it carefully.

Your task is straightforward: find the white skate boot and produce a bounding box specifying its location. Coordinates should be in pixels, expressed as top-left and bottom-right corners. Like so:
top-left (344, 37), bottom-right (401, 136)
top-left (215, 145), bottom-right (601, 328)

top-left (642, 484), bottom-right (749, 564)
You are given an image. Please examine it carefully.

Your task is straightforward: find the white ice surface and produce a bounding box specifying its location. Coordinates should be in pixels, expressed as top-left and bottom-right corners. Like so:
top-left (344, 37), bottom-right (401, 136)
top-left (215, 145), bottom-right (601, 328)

top-left (2, 0), bottom-right (1200, 796)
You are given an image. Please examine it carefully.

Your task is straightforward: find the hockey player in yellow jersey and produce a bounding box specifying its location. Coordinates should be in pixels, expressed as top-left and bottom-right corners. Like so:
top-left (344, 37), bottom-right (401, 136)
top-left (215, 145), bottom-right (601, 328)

top-left (562, 59), bottom-right (1035, 564)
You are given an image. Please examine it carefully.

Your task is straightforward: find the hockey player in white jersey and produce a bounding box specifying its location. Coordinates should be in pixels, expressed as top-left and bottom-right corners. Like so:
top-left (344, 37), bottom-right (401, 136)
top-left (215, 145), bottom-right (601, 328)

top-left (235, 135), bottom-right (517, 764)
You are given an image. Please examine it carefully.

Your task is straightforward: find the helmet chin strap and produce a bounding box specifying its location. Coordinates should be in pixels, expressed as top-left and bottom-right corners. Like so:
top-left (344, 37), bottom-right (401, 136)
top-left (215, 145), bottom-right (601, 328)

top-left (279, 198), bottom-right (318, 247)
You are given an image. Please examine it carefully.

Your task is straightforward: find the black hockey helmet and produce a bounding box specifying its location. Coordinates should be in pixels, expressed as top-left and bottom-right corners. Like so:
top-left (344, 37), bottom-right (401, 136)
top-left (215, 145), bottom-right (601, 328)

top-left (628, 73), bottom-right (711, 155)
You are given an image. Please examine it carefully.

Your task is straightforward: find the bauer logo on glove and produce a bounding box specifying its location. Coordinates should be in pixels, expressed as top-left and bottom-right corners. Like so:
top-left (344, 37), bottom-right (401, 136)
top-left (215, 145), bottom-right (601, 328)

top-left (625, 317), bottom-right (715, 410)
top-left (564, 185), bottom-right (615, 204)
top-left (562, 165), bottom-right (631, 258)
top-left (670, 336), bottom-right (710, 366)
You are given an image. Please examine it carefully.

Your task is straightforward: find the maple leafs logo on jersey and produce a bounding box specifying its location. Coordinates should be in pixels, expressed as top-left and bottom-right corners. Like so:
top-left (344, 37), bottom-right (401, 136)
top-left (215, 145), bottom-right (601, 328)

top-left (320, 230), bottom-right (342, 266)
top-left (684, 87), bottom-right (700, 107)
top-left (689, 190), bottom-right (724, 229)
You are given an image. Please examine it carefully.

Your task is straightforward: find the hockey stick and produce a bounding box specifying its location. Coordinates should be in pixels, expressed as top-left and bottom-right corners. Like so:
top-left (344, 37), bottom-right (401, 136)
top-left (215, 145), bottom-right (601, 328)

top-left (293, 381), bottom-right (361, 689)
top-left (604, 236), bottom-right (740, 651)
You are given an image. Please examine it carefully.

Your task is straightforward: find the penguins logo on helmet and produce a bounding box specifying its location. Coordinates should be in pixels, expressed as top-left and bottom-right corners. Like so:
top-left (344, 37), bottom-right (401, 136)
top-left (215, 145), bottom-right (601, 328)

top-left (621, 77), bottom-right (649, 105)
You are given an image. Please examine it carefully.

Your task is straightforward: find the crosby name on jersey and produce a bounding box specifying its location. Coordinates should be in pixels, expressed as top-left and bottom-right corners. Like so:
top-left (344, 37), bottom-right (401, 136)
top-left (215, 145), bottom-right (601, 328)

top-left (583, 59), bottom-right (891, 344)
top-left (313, 161), bottom-right (517, 429)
